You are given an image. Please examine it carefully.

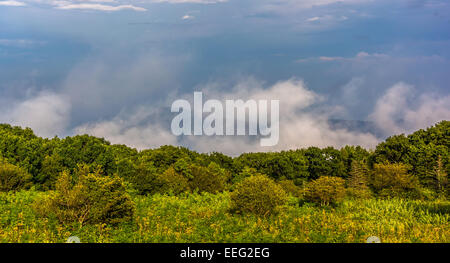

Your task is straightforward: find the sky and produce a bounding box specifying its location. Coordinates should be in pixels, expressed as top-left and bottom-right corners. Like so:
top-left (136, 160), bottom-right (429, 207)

top-left (0, 0), bottom-right (449, 155)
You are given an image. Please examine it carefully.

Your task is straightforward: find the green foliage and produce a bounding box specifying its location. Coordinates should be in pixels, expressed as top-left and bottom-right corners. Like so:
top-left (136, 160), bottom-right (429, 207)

top-left (230, 175), bottom-right (288, 216)
top-left (430, 155), bottom-right (448, 198)
top-left (0, 191), bottom-right (448, 243)
top-left (54, 135), bottom-right (117, 176)
top-left (111, 144), bottom-right (139, 180)
top-left (204, 152), bottom-right (234, 171)
top-left (130, 159), bottom-right (159, 195)
top-left (347, 161), bottom-right (372, 199)
top-left (37, 154), bottom-right (64, 190)
top-left (234, 151), bottom-right (309, 184)
top-left (0, 124), bottom-right (52, 182)
top-left (340, 145), bottom-right (370, 175)
top-left (0, 157), bottom-right (32, 192)
top-left (33, 166), bottom-right (134, 225)
top-left (173, 157), bottom-right (194, 179)
top-left (0, 122), bottom-right (448, 243)
top-left (1, 121), bottom-right (448, 198)
top-left (231, 167), bottom-right (260, 186)
top-left (303, 147), bottom-right (346, 179)
top-left (139, 145), bottom-right (199, 174)
top-left (371, 121), bottom-right (450, 186)
top-left (372, 135), bottom-right (411, 164)
top-left (371, 163), bottom-right (420, 198)
top-left (278, 179), bottom-right (303, 198)
top-left (155, 167), bottom-right (190, 195)
top-left (189, 163), bottom-right (230, 193)
top-left (305, 176), bottom-right (346, 206)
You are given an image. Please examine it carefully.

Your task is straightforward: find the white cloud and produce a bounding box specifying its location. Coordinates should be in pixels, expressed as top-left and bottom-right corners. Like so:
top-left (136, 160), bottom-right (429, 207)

top-left (0, 0), bottom-right (26, 6)
top-left (3, 79), bottom-right (444, 155)
top-left (0, 91), bottom-right (71, 138)
top-left (75, 106), bottom-right (177, 149)
top-left (339, 77), bottom-right (365, 108)
top-left (182, 14), bottom-right (195, 20)
top-left (55, 3), bottom-right (147, 11)
top-left (183, 78), bottom-right (379, 155)
top-left (71, 78), bottom-right (380, 155)
top-left (369, 82), bottom-right (450, 136)
top-left (296, 51), bottom-right (390, 63)
top-left (306, 17), bottom-right (320, 22)
top-left (260, 0), bottom-right (371, 15)
top-left (319, 56), bottom-right (345, 61)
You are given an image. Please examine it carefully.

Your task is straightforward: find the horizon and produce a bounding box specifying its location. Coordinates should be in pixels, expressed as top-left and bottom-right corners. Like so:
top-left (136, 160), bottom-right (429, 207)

top-left (0, 120), bottom-right (447, 157)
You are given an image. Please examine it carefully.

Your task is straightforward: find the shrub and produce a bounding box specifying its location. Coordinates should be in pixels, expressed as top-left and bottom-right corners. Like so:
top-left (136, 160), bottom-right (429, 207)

top-left (189, 163), bottom-right (229, 193)
top-left (278, 179), bottom-right (303, 198)
top-left (155, 167), bottom-right (190, 195)
top-left (230, 174), bottom-right (288, 216)
top-left (0, 158), bottom-right (32, 192)
top-left (305, 176), bottom-right (346, 206)
top-left (371, 163), bottom-right (420, 198)
top-left (33, 166), bottom-right (135, 225)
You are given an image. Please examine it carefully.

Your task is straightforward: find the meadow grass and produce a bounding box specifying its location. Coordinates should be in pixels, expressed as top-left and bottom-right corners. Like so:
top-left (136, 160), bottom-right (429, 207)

top-left (0, 190), bottom-right (448, 243)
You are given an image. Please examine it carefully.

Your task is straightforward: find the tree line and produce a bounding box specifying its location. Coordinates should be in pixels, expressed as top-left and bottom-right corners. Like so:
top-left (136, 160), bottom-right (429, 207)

top-left (0, 121), bottom-right (448, 200)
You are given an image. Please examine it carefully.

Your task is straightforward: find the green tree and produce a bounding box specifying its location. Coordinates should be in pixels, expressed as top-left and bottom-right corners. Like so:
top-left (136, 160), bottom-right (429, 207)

top-left (371, 163), bottom-right (419, 198)
top-left (54, 135), bottom-right (117, 175)
top-left (347, 161), bottom-right (372, 199)
top-left (36, 154), bottom-right (64, 190)
top-left (305, 176), bottom-right (346, 206)
top-left (189, 163), bottom-right (229, 193)
top-left (234, 151), bottom-right (309, 183)
top-left (130, 158), bottom-right (159, 195)
top-left (278, 179), bottom-right (303, 198)
top-left (34, 167), bottom-right (134, 225)
top-left (430, 156), bottom-right (448, 197)
top-left (155, 167), bottom-right (190, 195)
top-left (303, 147), bottom-right (346, 179)
top-left (231, 175), bottom-right (288, 216)
top-left (0, 157), bottom-right (32, 192)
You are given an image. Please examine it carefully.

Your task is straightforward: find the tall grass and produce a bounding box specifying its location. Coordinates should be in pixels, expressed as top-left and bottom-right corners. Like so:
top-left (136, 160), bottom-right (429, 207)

top-left (0, 190), bottom-right (448, 243)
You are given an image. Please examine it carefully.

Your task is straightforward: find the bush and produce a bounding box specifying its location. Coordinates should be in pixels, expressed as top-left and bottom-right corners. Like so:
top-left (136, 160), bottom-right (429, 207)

top-left (155, 167), bottom-right (190, 195)
top-left (371, 163), bottom-right (420, 198)
top-left (278, 179), bottom-right (303, 198)
top-left (189, 163), bottom-right (229, 193)
top-left (33, 166), bottom-right (135, 225)
top-left (230, 174), bottom-right (288, 216)
top-left (0, 158), bottom-right (32, 192)
top-left (305, 176), bottom-right (346, 206)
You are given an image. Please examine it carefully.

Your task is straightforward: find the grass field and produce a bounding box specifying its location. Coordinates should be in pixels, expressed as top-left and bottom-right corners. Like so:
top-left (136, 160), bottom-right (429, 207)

top-left (0, 190), bottom-right (448, 243)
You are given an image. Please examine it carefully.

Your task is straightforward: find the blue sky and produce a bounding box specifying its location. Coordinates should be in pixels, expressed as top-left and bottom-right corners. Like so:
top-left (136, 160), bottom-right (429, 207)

top-left (1, 0), bottom-right (449, 154)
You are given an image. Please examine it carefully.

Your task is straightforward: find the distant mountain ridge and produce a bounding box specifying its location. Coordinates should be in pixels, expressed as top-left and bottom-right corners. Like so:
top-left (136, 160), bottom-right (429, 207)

top-left (328, 119), bottom-right (384, 138)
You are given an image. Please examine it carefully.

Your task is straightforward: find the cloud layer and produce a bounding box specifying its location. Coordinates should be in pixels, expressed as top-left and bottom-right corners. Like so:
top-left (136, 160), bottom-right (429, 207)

top-left (55, 3), bottom-right (147, 11)
top-left (0, 1), bottom-right (26, 6)
top-left (72, 78), bottom-right (381, 155)
top-left (0, 91), bottom-right (71, 138)
top-left (369, 82), bottom-right (450, 136)
top-left (2, 76), bottom-right (449, 156)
